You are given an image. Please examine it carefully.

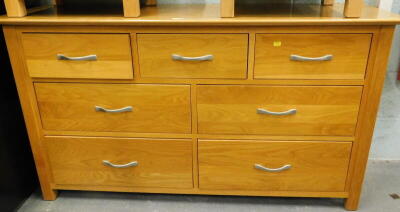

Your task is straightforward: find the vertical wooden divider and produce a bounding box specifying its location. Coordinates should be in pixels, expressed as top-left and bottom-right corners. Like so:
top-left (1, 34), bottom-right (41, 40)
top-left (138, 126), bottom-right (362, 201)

top-left (221, 0), bottom-right (235, 18)
top-left (4, 0), bottom-right (27, 17)
top-left (123, 0), bottom-right (141, 17)
top-left (344, 0), bottom-right (363, 18)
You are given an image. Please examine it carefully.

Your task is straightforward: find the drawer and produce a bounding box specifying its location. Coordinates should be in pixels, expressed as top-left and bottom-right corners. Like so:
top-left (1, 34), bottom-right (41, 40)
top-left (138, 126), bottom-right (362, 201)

top-left (137, 34), bottom-right (248, 79)
top-left (197, 85), bottom-right (362, 136)
top-left (46, 137), bottom-right (193, 188)
top-left (254, 34), bottom-right (372, 79)
top-left (21, 33), bottom-right (133, 79)
top-left (199, 140), bottom-right (352, 191)
top-left (35, 83), bottom-right (191, 133)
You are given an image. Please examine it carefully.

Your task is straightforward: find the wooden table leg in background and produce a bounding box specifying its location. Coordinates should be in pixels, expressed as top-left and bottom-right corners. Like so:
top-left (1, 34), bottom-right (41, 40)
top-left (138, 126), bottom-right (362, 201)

top-left (4, 0), bottom-right (27, 17)
top-left (345, 0), bottom-right (363, 17)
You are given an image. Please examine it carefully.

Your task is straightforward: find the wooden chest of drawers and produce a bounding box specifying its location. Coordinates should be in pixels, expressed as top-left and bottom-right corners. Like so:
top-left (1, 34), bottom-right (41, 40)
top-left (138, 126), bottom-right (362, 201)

top-left (1, 3), bottom-right (399, 211)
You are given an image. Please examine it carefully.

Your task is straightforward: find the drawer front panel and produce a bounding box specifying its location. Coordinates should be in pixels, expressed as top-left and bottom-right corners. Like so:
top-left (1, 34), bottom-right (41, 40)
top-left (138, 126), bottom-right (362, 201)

top-left (254, 34), bottom-right (372, 79)
top-left (199, 140), bottom-right (352, 191)
top-left (22, 33), bottom-right (133, 79)
top-left (46, 137), bottom-right (193, 188)
top-left (35, 83), bottom-right (191, 133)
top-left (137, 34), bottom-right (248, 79)
top-left (197, 85), bottom-right (362, 136)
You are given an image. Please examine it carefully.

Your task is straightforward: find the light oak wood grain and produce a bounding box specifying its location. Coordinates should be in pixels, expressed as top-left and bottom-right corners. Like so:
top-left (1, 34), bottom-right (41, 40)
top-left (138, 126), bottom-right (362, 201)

top-left (35, 83), bottom-right (191, 133)
top-left (197, 85), bottom-right (362, 136)
top-left (21, 33), bottom-right (133, 79)
top-left (254, 34), bottom-right (372, 80)
top-left (13, 25), bottom-right (380, 34)
top-left (3, 26), bottom-right (57, 200)
top-left (45, 136), bottom-right (193, 188)
top-left (42, 130), bottom-right (355, 142)
top-left (344, 0), bottom-right (364, 18)
top-left (32, 77), bottom-right (366, 86)
top-left (345, 26), bottom-right (395, 211)
top-left (4, 0), bottom-right (27, 17)
top-left (199, 140), bottom-right (352, 191)
top-left (2, 19), bottom-right (398, 211)
top-left (221, 0), bottom-right (235, 17)
top-left (123, 0), bottom-right (140, 17)
top-left (137, 34), bottom-right (248, 79)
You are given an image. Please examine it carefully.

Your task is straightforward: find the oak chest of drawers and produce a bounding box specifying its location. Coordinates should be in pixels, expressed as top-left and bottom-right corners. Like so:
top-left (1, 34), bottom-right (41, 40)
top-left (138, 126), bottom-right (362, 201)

top-left (1, 3), bottom-right (400, 211)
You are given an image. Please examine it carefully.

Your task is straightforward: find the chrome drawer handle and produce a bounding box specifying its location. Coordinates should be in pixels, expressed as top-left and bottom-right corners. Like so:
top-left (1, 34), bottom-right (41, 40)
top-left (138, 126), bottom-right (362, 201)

top-left (103, 160), bottom-right (138, 168)
top-left (95, 106), bottom-right (133, 113)
top-left (290, 54), bottom-right (333, 61)
top-left (257, 108), bottom-right (297, 116)
top-left (172, 54), bottom-right (214, 61)
top-left (254, 164), bottom-right (292, 173)
top-left (57, 54), bottom-right (97, 61)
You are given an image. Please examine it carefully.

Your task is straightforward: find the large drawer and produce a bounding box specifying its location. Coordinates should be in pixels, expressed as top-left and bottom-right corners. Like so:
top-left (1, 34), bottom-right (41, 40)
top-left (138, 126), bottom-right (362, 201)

top-left (35, 83), bottom-right (191, 133)
top-left (199, 140), bottom-right (352, 191)
top-left (21, 33), bottom-right (133, 79)
top-left (254, 34), bottom-right (372, 79)
top-left (197, 85), bottom-right (362, 136)
top-left (137, 34), bottom-right (248, 79)
top-left (46, 137), bottom-right (193, 188)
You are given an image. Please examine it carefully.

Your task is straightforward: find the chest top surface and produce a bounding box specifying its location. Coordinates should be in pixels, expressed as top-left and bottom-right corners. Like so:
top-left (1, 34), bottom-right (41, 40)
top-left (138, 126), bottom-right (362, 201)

top-left (0, 3), bottom-right (400, 26)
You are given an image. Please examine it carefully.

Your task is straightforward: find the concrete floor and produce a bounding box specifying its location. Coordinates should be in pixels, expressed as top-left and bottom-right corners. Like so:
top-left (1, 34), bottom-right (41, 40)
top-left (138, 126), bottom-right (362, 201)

top-left (18, 160), bottom-right (400, 212)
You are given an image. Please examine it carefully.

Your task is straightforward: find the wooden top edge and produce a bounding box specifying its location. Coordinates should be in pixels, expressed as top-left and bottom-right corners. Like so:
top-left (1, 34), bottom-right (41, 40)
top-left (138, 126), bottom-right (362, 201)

top-left (0, 3), bottom-right (399, 26)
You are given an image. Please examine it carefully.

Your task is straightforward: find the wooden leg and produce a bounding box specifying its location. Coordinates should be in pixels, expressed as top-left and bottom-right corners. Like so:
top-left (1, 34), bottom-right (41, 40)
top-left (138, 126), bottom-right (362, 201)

top-left (3, 25), bottom-right (60, 201)
top-left (345, 196), bottom-right (361, 211)
top-left (221, 0), bottom-right (235, 18)
top-left (4, 0), bottom-right (27, 17)
top-left (322, 0), bottom-right (335, 6)
top-left (344, 26), bottom-right (395, 211)
top-left (123, 0), bottom-right (140, 17)
top-left (344, 0), bottom-right (363, 18)
top-left (42, 189), bottom-right (58, 201)
top-left (145, 0), bottom-right (157, 6)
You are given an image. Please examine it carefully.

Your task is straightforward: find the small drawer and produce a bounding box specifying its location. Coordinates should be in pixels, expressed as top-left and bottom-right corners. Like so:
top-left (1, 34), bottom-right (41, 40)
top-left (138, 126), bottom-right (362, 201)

top-left (254, 34), bottom-right (372, 79)
top-left (21, 33), bottom-right (133, 79)
top-left (199, 140), bottom-right (352, 191)
top-left (46, 137), bottom-right (193, 188)
top-left (35, 83), bottom-right (191, 133)
top-left (137, 34), bottom-right (248, 79)
top-left (197, 85), bottom-right (362, 136)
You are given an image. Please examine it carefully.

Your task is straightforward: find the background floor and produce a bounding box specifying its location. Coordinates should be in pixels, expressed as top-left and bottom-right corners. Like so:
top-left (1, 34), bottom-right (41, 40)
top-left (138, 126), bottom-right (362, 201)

top-left (18, 160), bottom-right (400, 212)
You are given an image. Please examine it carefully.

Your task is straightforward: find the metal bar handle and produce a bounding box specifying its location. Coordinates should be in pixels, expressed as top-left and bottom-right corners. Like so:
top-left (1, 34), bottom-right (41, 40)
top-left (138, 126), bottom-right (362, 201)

top-left (254, 164), bottom-right (292, 173)
top-left (172, 54), bottom-right (214, 61)
top-left (57, 54), bottom-right (98, 61)
top-left (290, 54), bottom-right (333, 62)
top-left (103, 160), bottom-right (138, 168)
top-left (95, 106), bottom-right (133, 113)
top-left (257, 108), bottom-right (297, 116)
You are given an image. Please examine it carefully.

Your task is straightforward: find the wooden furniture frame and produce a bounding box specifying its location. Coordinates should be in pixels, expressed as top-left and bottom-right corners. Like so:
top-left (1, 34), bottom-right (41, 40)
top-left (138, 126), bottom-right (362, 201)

top-left (220, 0), bottom-right (363, 18)
top-left (0, 3), bottom-right (399, 211)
